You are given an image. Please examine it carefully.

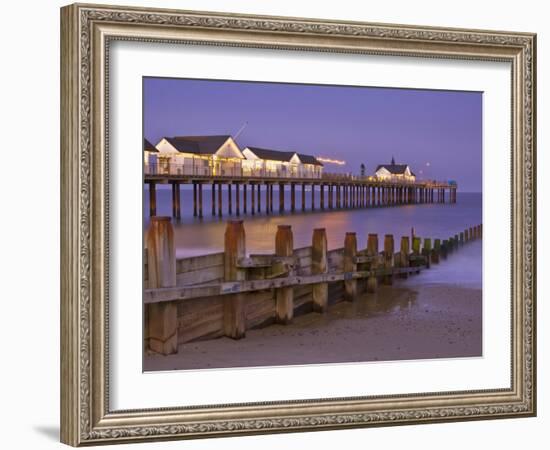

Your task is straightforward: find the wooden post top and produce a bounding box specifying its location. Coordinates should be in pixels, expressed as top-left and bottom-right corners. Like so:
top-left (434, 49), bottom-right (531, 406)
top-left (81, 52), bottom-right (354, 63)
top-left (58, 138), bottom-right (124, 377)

top-left (423, 238), bottom-right (432, 251)
top-left (312, 228), bottom-right (328, 248)
top-left (384, 234), bottom-right (394, 252)
top-left (224, 221), bottom-right (246, 281)
top-left (367, 233), bottom-right (378, 254)
top-left (344, 232), bottom-right (358, 252)
top-left (412, 237), bottom-right (421, 254)
top-left (276, 225), bottom-right (293, 256)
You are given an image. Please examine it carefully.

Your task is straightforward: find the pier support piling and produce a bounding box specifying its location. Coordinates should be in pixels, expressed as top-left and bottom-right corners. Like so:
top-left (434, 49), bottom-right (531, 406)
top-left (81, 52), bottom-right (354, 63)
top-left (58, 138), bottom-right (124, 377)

top-left (211, 182), bottom-right (216, 216)
top-left (243, 184), bottom-right (247, 214)
top-left (227, 183), bottom-right (232, 215)
top-left (251, 184), bottom-right (255, 215)
top-left (217, 183), bottom-right (222, 217)
top-left (235, 183), bottom-right (240, 216)
top-left (171, 182), bottom-right (180, 219)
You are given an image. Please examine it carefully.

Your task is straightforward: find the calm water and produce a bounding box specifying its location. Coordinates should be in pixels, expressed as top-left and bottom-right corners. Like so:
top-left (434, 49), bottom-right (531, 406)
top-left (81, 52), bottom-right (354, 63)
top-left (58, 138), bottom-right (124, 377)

top-left (144, 187), bottom-right (482, 286)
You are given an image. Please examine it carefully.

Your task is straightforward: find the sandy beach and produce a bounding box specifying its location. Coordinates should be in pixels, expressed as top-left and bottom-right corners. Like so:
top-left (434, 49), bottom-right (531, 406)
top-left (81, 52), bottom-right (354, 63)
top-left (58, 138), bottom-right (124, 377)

top-left (144, 281), bottom-right (482, 371)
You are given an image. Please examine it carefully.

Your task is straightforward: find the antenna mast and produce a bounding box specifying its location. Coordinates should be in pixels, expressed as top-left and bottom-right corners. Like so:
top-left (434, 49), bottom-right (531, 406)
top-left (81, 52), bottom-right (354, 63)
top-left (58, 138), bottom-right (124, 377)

top-left (234, 121), bottom-right (248, 140)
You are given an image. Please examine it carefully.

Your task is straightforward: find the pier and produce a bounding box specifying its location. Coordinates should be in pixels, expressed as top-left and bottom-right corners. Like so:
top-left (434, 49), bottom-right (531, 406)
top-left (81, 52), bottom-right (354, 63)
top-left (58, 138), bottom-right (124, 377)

top-left (144, 218), bottom-right (481, 355)
top-left (144, 168), bottom-right (457, 219)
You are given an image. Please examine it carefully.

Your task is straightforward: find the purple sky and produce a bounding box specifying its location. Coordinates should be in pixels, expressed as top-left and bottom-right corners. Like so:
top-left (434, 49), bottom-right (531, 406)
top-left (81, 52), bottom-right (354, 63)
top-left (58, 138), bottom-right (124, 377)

top-left (144, 77), bottom-right (482, 192)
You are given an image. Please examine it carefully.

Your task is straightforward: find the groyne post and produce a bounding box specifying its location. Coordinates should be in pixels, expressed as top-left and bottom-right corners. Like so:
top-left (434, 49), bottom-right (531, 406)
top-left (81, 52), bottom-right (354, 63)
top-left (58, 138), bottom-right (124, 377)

top-left (383, 234), bottom-right (394, 285)
top-left (146, 217), bottom-right (177, 355)
top-left (344, 232), bottom-right (358, 301)
top-left (433, 239), bottom-right (441, 264)
top-left (223, 221), bottom-right (247, 339)
top-left (399, 236), bottom-right (410, 278)
top-left (441, 240), bottom-right (448, 259)
top-left (412, 236), bottom-right (421, 273)
top-left (423, 238), bottom-right (432, 268)
top-left (275, 225), bottom-right (294, 324)
top-left (312, 228), bottom-right (328, 312)
top-left (366, 233), bottom-right (379, 292)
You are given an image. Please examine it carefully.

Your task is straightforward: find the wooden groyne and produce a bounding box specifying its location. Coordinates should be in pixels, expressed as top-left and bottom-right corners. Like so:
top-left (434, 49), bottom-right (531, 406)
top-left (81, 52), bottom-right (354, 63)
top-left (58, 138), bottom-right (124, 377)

top-left (144, 218), bottom-right (482, 355)
top-left (145, 173), bottom-right (457, 218)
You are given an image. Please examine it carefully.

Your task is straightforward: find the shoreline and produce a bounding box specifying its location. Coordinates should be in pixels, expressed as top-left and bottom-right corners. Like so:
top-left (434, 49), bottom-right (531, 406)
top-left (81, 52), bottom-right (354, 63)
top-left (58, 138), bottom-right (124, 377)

top-left (144, 282), bottom-right (482, 372)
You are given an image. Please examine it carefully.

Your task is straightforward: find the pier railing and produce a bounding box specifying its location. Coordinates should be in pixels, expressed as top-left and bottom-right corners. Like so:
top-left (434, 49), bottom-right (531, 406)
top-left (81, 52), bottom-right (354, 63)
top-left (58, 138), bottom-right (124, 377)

top-left (145, 161), bottom-right (323, 179)
top-left (144, 218), bottom-right (482, 355)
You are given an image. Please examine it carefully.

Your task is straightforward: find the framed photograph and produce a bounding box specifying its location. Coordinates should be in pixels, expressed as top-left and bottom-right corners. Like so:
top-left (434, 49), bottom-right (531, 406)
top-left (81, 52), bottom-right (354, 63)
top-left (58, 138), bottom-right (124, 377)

top-left (60, 3), bottom-right (536, 446)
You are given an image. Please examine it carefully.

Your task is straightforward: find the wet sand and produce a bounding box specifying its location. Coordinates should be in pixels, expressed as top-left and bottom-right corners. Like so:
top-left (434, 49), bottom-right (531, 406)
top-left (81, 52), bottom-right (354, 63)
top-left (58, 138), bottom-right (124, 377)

top-left (144, 282), bottom-right (482, 371)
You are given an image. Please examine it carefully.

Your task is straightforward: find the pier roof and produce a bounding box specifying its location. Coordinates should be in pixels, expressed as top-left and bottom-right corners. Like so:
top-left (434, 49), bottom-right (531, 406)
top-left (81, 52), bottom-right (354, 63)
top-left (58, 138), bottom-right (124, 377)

top-left (144, 138), bottom-right (158, 152)
top-left (246, 147), bottom-right (323, 166)
top-left (297, 153), bottom-right (323, 166)
top-left (245, 147), bottom-right (296, 162)
top-left (165, 135), bottom-right (233, 155)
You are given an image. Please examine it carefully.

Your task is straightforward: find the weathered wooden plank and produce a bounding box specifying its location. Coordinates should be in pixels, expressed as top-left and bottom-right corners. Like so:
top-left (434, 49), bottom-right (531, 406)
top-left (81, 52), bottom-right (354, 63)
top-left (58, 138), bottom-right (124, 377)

top-left (176, 252), bottom-right (224, 274)
top-left (177, 296), bottom-right (224, 343)
top-left (176, 266), bottom-right (224, 286)
top-left (245, 291), bottom-right (275, 329)
top-left (293, 246), bottom-right (312, 259)
top-left (144, 265), bottom-right (427, 304)
top-left (238, 255), bottom-right (295, 268)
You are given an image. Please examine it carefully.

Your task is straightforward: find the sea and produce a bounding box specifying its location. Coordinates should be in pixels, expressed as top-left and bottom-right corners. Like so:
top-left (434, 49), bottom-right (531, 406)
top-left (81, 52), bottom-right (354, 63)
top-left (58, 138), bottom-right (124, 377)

top-left (144, 186), bottom-right (482, 288)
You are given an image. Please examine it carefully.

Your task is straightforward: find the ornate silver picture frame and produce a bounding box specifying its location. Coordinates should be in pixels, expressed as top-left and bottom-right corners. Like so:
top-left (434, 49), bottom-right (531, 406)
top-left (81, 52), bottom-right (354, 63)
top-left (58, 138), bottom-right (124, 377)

top-left (60, 3), bottom-right (536, 446)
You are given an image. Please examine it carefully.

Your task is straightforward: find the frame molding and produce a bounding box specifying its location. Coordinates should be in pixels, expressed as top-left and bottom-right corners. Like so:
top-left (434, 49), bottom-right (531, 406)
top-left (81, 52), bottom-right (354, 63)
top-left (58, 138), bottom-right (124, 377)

top-left (60, 3), bottom-right (536, 446)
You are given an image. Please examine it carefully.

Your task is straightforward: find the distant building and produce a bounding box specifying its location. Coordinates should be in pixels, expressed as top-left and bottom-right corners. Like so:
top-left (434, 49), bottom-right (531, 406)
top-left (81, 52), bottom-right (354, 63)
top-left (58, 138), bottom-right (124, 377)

top-left (154, 135), bottom-right (244, 176)
top-left (242, 147), bottom-right (323, 178)
top-left (374, 157), bottom-right (416, 182)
